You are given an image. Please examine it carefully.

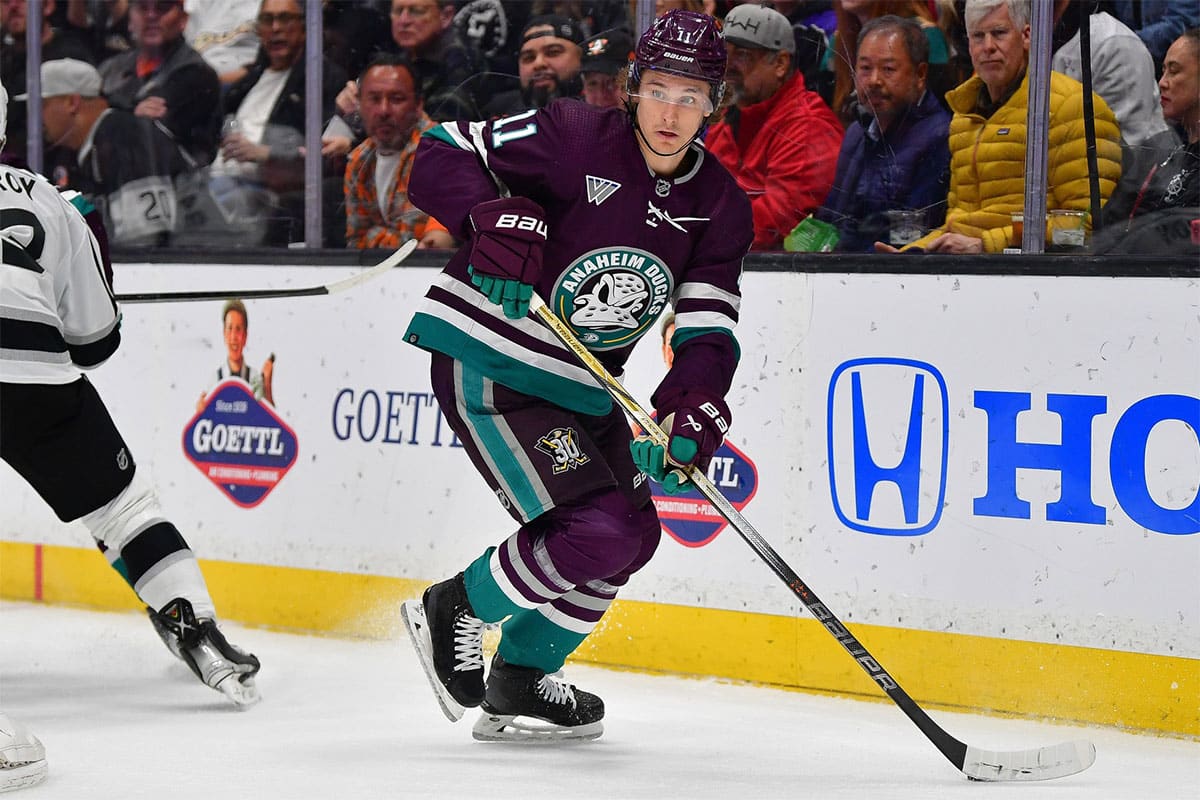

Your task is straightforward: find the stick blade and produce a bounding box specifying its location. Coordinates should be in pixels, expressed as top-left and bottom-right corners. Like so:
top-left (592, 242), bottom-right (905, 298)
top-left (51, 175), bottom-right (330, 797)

top-left (326, 239), bottom-right (418, 294)
top-left (962, 739), bottom-right (1096, 782)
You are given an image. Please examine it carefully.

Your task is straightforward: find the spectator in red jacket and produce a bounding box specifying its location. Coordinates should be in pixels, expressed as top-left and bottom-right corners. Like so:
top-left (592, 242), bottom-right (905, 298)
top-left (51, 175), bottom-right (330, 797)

top-left (706, 3), bottom-right (843, 250)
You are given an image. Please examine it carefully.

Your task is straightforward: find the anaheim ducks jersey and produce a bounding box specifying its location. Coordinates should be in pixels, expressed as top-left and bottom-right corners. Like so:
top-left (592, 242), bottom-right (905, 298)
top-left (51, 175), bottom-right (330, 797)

top-left (404, 100), bottom-right (753, 415)
top-left (0, 164), bottom-right (120, 384)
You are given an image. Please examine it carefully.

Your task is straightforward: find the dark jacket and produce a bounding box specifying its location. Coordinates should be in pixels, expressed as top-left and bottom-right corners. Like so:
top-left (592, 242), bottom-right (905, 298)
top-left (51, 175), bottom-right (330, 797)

top-left (223, 57), bottom-right (348, 163)
top-left (817, 90), bottom-right (951, 252)
top-left (97, 36), bottom-right (222, 165)
top-left (413, 27), bottom-right (486, 122)
top-left (221, 57), bottom-right (348, 246)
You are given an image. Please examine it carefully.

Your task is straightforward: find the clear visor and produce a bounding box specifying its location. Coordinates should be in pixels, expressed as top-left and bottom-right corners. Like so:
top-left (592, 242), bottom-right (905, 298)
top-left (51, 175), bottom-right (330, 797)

top-left (628, 85), bottom-right (715, 115)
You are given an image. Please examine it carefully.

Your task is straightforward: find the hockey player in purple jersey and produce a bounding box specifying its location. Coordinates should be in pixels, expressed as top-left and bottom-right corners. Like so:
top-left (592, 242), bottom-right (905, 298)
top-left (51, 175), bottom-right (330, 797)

top-left (400, 10), bottom-right (753, 741)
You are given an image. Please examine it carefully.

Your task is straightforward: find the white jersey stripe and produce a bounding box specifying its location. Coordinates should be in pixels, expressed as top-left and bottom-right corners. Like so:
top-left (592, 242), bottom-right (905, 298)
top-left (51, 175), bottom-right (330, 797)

top-left (673, 309), bottom-right (737, 331)
top-left (674, 281), bottom-right (742, 311)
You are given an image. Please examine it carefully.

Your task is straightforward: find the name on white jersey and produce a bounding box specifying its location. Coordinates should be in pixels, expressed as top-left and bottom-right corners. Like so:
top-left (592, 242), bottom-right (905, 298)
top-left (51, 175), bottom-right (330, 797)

top-left (0, 172), bottom-right (37, 198)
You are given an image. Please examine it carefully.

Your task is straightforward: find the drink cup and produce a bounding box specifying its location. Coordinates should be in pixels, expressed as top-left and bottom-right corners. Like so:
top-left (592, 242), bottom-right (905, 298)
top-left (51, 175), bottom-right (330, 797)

top-left (1010, 212), bottom-right (1024, 248)
top-left (886, 209), bottom-right (924, 246)
top-left (1049, 209), bottom-right (1087, 249)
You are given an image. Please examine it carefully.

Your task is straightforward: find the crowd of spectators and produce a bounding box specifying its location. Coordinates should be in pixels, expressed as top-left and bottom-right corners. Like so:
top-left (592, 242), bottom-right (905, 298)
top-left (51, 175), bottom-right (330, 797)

top-left (0, 0), bottom-right (1195, 255)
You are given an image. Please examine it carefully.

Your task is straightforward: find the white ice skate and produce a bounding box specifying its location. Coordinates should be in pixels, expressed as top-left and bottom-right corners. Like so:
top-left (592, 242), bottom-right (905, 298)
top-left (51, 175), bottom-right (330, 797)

top-left (151, 598), bottom-right (262, 708)
top-left (0, 713), bottom-right (47, 793)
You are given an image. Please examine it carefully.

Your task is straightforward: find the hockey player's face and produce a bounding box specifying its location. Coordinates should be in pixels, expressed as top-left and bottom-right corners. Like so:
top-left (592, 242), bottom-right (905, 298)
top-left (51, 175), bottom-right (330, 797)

top-left (360, 65), bottom-right (422, 153)
top-left (854, 30), bottom-right (927, 128)
top-left (634, 72), bottom-right (708, 150)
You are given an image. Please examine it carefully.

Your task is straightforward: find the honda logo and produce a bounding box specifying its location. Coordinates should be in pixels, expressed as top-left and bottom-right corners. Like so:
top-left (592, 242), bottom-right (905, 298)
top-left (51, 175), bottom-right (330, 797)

top-left (827, 358), bottom-right (949, 536)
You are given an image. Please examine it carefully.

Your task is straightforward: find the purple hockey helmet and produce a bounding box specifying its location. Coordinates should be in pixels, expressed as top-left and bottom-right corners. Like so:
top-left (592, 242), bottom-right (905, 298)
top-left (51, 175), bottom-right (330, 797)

top-left (630, 9), bottom-right (726, 106)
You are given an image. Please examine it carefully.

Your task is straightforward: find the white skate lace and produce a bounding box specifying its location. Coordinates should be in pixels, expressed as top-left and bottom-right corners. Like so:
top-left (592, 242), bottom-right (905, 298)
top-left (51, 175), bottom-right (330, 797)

top-left (452, 613), bottom-right (485, 672)
top-left (535, 673), bottom-right (577, 709)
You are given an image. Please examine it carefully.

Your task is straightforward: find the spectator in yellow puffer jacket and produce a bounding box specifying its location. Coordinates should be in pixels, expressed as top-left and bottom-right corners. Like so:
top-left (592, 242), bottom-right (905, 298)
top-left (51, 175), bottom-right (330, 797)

top-left (877, 0), bottom-right (1122, 254)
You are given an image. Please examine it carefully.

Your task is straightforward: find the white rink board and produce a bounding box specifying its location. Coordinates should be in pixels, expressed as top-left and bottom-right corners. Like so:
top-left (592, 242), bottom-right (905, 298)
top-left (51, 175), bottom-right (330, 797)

top-left (1, 264), bottom-right (1196, 658)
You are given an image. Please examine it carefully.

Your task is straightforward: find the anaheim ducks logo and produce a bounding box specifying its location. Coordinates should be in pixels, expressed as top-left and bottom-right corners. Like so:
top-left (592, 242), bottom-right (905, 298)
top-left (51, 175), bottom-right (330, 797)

top-left (550, 247), bottom-right (673, 350)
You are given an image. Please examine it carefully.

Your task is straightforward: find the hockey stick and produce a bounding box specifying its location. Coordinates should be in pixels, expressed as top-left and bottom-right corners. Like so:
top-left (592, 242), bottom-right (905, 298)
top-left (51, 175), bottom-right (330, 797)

top-left (115, 240), bottom-right (418, 303)
top-left (529, 293), bottom-right (1096, 782)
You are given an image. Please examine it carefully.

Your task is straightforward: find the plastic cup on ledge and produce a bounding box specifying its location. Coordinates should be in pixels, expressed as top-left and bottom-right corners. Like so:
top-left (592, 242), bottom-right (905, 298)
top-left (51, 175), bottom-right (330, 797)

top-left (1049, 209), bottom-right (1087, 250)
top-left (885, 209), bottom-right (925, 246)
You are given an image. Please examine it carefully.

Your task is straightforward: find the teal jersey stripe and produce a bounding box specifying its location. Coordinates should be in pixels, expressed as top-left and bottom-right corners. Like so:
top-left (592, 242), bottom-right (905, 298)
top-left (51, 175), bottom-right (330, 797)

top-left (424, 124), bottom-right (463, 148)
top-left (405, 311), bottom-right (613, 416)
top-left (458, 364), bottom-right (545, 520)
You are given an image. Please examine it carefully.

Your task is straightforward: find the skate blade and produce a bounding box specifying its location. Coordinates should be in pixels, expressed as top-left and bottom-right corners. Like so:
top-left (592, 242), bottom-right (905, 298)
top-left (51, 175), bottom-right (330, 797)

top-left (0, 759), bottom-right (48, 793)
top-left (471, 712), bottom-right (603, 743)
top-left (214, 673), bottom-right (262, 708)
top-left (400, 600), bottom-right (466, 723)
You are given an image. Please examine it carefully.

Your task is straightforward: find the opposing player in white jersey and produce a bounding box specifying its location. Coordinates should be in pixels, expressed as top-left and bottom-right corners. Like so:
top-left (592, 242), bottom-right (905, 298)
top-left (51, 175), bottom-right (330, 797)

top-left (400, 10), bottom-right (752, 741)
top-left (0, 83), bottom-right (261, 713)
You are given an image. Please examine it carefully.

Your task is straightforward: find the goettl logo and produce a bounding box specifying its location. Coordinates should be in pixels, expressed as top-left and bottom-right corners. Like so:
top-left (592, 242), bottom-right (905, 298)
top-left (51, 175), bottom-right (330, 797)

top-left (652, 438), bottom-right (758, 547)
top-left (183, 379), bottom-right (298, 507)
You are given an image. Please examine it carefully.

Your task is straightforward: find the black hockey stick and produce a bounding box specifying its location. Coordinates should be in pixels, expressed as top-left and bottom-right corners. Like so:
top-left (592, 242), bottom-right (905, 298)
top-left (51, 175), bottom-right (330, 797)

top-left (529, 293), bottom-right (1096, 782)
top-left (115, 240), bottom-right (418, 303)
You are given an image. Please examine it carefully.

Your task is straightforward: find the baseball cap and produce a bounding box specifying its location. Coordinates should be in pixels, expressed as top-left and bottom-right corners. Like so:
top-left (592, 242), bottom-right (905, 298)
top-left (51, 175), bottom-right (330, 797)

top-left (722, 4), bottom-right (796, 54)
top-left (522, 14), bottom-right (585, 47)
top-left (581, 29), bottom-right (634, 75)
top-left (13, 59), bottom-right (103, 101)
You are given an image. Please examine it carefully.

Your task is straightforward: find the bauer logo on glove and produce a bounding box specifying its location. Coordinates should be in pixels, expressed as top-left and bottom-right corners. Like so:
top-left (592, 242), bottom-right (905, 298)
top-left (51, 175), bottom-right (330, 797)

top-left (467, 197), bottom-right (548, 319)
top-left (629, 391), bottom-right (731, 495)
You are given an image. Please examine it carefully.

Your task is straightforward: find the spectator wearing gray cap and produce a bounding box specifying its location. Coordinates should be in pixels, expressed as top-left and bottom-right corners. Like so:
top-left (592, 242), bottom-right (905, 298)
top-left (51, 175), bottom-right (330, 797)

top-left (706, 2), bottom-right (843, 250)
top-left (23, 59), bottom-right (185, 247)
top-left (480, 14), bottom-right (585, 118)
top-left (0, 0), bottom-right (95, 168)
top-left (580, 28), bottom-right (633, 109)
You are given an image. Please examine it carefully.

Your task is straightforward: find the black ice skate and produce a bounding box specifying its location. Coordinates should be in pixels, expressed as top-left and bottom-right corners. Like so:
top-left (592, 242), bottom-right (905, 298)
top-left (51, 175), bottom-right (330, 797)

top-left (151, 598), bottom-right (261, 708)
top-left (400, 574), bottom-right (486, 722)
top-left (472, 653), bottom-right (604, 742)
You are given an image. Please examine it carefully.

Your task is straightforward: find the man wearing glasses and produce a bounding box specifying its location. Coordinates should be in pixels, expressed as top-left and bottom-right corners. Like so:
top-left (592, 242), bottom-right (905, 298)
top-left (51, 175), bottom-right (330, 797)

top-left (705, 3), bottom-right (842, 250)
top-left (97, 0), bottom-right (222, 166)
top-left (205, 0), bottom-right (347, 245)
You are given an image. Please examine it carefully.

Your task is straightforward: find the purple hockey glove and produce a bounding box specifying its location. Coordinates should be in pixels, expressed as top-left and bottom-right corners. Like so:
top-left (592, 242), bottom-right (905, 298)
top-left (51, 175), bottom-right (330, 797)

top-left (629, 390), bottom-right (731, 494)
top-left (467, 197), bottom-right (548, 319)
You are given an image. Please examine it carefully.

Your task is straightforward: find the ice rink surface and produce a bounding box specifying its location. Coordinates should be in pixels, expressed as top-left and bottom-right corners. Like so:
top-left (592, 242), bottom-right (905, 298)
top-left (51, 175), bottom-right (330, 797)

top-left (2, 601), bottom-right (1195, 799)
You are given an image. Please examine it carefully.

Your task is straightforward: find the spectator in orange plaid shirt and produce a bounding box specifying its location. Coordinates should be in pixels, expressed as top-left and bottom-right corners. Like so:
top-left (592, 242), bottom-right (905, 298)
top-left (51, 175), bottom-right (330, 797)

top-left (343, 53), bottom-right (453, 249)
